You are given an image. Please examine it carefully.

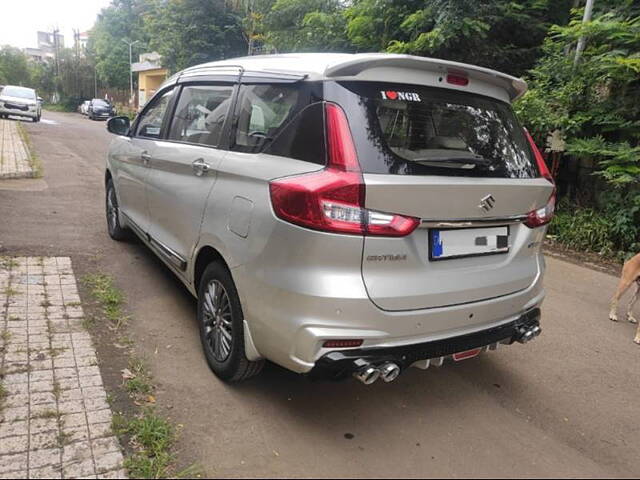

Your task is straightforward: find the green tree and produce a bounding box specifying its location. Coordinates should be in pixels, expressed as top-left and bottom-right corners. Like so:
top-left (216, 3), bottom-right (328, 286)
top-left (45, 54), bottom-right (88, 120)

top-left (516, 7), bottom-right (640, 187)
top-left (0, 46), bottom-right (31, 86)
top-left (145, 0), bottom-right (247, 73)
top-left (91, 0), bottom-right (150, 90)
top-left (263, 0), bottom-right (350, 52)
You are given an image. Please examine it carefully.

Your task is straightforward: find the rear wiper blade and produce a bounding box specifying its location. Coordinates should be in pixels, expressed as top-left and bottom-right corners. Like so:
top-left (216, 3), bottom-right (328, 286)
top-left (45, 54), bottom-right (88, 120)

top-left (411, 156), bottom-right (491, 169)
top-left (392, 148), bottom-right (490, 167)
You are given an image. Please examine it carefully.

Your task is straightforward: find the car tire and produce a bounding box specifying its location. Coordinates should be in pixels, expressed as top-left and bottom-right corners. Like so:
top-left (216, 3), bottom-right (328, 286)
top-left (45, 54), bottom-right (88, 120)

top-left (198, 262), bottom-right (264, 382)
top-left (105, 179), bottom-right (129, 241)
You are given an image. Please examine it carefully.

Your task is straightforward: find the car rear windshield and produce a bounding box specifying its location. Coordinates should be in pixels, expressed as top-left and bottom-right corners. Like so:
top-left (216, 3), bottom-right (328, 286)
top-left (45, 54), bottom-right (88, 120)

top-left (1, 86), bottom-right (36, 100)
top-left (328, 81), bottom-right (537, 178)
top-left (93, 99), bottom-right (110, 107)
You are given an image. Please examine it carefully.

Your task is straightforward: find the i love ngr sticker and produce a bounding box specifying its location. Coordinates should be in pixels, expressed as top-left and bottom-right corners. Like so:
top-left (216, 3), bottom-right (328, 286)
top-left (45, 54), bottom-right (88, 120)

top-left (380, 90), bottom-right (422, 102)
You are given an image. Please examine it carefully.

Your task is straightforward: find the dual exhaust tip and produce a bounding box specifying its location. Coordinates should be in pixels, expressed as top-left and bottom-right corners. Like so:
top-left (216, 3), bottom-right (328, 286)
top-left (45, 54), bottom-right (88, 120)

top-left (353, 362), bottom-right (400, 385)
top-left (517, 325), bottom-right (542, 344)
top-left (352, 323), bottom-right (541, 384)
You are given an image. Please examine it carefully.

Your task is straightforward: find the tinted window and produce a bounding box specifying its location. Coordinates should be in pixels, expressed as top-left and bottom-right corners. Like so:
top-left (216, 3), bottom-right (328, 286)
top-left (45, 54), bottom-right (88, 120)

top-left (326, 81), bottom-right (537, 178)
top-left (92, 99), bottom-right (109, 107)
top-left (232, 84), bottom-right (300, 154)
top-left (168, 85), bottom-right (234, 147)
top-left (265, 102), bottom-right (326, 165)
top-left (135, 89), bottom-right (173, 139)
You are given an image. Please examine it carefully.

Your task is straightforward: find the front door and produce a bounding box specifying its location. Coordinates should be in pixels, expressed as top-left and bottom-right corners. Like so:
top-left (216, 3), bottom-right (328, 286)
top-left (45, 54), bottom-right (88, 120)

top-left (116, 88), bottom-right (175, 233)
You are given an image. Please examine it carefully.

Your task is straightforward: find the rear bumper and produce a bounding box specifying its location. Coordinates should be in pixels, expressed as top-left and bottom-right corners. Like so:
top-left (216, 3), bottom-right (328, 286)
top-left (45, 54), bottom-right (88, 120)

top-left (236, 251), bottom-right (545, 374)
top-left (308, 307), bottom-right (541, 380)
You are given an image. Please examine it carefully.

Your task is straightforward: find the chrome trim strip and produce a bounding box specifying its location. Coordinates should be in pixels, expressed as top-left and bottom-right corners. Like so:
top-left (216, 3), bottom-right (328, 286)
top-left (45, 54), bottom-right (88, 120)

top-left (148, 237), bottom-right (188, 271)
top-left (120, 212), bottom-right (187, 271)
top-left (420, 214), bottom-right (527, 228)
top-left (120, 212), bottom-right (146, 239)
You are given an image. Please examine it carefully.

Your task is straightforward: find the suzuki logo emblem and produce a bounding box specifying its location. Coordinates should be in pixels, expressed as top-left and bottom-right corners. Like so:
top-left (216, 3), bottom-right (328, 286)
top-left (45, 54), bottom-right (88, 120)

top-left (478, 194), bottom-right (496, 212)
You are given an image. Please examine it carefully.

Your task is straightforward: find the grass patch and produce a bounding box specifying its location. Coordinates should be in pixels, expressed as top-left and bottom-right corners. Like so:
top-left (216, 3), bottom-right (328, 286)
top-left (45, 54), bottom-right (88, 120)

top-left (113, 410), bottom-right (175, 479)
top-left (1, 330), bottom-right (12, 343)
top-left (3, 287), bottom-right (18, 297)
top-left (44, 104), bottom-right (76, 113)
top-left (84, 271), bottom-right (191, 477)
top-left (33, 408), bottom-right (60, 420)
top-left (16, 121), bottom-right (42, 178)
top-left (83, 274), bottom-right (127, 329)
top-left (124, 358), bottom-right (153, 396)
top-left (0, 257), bottom-right (19, 270)
top-left (0, 382), bottom-right (7, 411)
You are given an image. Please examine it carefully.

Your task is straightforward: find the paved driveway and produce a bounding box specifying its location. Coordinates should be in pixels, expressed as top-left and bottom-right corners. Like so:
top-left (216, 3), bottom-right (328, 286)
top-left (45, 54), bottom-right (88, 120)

top-left (1, 111), bottom-right (638, 478)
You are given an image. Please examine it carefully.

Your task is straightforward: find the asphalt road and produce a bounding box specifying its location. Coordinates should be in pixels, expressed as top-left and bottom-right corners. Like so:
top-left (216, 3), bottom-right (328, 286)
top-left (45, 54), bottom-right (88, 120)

top-left (1, 111), bottom-right (639, 478)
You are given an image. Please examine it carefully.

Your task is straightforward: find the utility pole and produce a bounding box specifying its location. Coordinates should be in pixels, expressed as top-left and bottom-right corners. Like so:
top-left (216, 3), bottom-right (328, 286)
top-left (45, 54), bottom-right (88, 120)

top-left (122, 39), bottom-right (139, 106)
top-left (574, 0), bottom-right (595, 66)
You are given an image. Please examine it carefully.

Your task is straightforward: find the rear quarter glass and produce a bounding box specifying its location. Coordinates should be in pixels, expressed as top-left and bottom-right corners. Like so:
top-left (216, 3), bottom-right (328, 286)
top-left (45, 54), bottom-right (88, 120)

top-left (324, 81), bottom-right (538, 178)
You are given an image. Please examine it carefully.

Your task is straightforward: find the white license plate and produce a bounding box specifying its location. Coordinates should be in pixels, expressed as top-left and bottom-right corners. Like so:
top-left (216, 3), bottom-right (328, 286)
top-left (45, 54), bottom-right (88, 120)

top-left (430, 226), bottom-right (509, 260)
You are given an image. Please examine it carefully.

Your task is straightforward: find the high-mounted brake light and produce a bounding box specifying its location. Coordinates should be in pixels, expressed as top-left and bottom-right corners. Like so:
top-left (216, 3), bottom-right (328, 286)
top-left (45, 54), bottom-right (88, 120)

top-left (447, 73), bottom-right (469, 86)
top-left (269, 103), bottom-right (420, 237)
top-left (524, 129), bottom-right (556, 228)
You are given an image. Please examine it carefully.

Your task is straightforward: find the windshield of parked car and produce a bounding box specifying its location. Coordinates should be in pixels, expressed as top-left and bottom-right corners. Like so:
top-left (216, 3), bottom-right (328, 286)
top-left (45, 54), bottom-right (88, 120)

top-left (93, 99), bottom-right (110, 107)
top-left (1, 86), bottom-right (36, 100)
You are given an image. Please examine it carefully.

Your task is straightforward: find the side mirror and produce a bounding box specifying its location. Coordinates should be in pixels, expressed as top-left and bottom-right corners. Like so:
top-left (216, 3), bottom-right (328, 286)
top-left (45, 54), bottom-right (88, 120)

top-left (107, 116), bottom-right (131, 136)
top-left (37, 97), bottom-right (43, 104)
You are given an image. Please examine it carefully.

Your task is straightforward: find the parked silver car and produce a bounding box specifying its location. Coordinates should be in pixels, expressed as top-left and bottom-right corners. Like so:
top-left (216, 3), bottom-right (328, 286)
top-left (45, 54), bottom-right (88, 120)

top-left (104, 53), bottom-right (555, 384)
top-left (0, 85), bottom-right (41, 122)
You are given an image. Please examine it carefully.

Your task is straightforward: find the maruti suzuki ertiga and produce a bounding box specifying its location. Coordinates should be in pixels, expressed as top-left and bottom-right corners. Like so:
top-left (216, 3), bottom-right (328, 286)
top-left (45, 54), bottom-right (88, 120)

top-left (104, 53), bottom-right (554, 384)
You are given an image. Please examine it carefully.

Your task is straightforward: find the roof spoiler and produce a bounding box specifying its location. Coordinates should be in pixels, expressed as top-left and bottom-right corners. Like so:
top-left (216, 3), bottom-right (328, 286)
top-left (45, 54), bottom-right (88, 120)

top-left (324, 54), bottom-right (527, 101)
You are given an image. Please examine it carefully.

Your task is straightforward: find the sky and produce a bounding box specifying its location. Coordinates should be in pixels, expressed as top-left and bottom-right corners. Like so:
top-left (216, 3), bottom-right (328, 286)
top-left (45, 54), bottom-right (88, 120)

top-left (0, 0), bottom-right (112, 49)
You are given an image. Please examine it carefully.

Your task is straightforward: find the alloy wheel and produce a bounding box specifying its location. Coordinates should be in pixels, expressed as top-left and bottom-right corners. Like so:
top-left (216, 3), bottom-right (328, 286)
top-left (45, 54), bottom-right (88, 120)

top-left (202, 280), bottom-right (233, 362)
top-left (107, 187), bottom-right (118, 234)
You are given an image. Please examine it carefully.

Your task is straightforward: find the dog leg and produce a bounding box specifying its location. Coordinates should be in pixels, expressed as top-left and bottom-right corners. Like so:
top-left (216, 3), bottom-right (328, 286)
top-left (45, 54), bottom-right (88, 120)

top-left (627, 282), bottom-right (639, 324)
top-left (635, 322), bottom-right (640, 345)
top-left (610, 278), bottom-right (633, 322)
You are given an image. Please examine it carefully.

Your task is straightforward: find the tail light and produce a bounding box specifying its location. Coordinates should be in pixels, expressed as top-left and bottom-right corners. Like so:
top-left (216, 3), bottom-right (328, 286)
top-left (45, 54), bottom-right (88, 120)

top-left (524, 129), bottom-right (556, 228)
top-left (269, 103), bottom-right (420, 237)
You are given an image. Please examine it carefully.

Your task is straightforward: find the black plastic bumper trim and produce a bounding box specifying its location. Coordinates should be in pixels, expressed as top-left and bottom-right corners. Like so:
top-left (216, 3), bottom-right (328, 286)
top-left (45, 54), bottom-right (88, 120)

top-left (308, 308), bottom-right (541, 381)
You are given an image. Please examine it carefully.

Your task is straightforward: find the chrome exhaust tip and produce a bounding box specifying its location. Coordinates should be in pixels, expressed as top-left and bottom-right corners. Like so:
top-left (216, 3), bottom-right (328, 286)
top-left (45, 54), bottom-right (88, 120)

top-left (379, 362), bottom-right (401, 383)
top-left (517, 324), bottom-right (541, 344)
top-left (353, 366), bottom-right (380, 385)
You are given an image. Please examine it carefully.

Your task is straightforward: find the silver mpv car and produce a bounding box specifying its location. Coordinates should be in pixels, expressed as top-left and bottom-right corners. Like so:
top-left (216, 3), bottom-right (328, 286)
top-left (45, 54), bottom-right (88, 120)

top-left (104, 53), bottom-right (555, 384)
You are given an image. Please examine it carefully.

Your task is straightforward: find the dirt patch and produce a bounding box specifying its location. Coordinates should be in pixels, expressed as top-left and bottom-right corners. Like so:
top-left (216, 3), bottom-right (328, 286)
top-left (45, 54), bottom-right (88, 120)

top-left (544, 238), bottom-right (623, 277)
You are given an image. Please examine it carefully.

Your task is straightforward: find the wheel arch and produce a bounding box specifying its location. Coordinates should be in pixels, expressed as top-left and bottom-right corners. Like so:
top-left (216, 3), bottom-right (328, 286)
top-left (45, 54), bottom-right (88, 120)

top-left (193, 245), bottom-right (231, 293)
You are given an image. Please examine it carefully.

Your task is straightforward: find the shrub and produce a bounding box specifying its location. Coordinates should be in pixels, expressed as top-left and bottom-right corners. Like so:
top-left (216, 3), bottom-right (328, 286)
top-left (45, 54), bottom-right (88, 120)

top-left (548, 196), bottom-right (640, 262)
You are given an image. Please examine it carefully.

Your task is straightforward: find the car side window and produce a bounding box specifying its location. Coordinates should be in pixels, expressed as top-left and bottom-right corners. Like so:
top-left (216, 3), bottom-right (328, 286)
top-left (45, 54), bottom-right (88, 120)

top-left (135, 89), bottom-right (174, 139)
top-left (231, 84), bottom-right (300, 153)
top-left (168, 84), bottom-right (234, 147)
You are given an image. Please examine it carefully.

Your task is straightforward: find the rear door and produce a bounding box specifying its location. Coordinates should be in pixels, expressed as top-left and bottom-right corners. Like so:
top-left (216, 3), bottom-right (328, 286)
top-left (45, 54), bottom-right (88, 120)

top-left (146, 81), bottom-right (237, 272)
top-left (326, 81), bottom-right (554, 311)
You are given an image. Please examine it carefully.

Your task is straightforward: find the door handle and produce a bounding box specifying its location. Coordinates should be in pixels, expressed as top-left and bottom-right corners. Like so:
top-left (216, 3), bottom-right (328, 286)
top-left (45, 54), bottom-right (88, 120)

top-left (192, 158), bottom-right (210, 177)
top-left (141, 151), bottom-right (152, 166)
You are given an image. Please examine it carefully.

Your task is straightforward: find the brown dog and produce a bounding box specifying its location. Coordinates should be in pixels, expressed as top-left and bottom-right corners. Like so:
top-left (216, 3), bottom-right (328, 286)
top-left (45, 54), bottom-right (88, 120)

top-left (609, 252), bottom-right (640, 344)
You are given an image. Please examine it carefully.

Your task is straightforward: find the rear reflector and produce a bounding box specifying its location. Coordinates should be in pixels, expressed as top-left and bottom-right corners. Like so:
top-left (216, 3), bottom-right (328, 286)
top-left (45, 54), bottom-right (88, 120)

top-left (269, 102), bottom-right (420, 237)
top-left (447, 74), bottom-right (469, 86)
top-left (323, 339), bottom-right (363, 349)
top-left (452, 348), bottom-right (482, 362)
